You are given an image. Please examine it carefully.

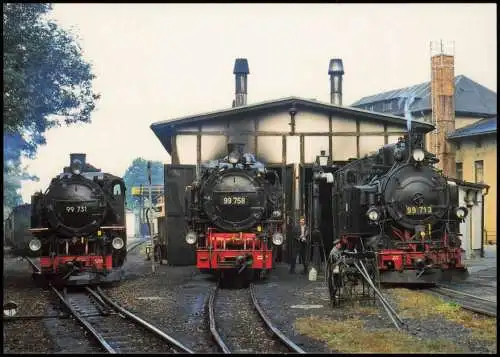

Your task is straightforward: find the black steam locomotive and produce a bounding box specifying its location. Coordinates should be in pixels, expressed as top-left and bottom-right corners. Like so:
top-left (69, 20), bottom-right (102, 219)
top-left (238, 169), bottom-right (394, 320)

top-left (326, 131), bottom-right (469, 302)
top-left (29, 153), bottom-right (127, 286)
top-left (185, 143), bottom-right (284, 280)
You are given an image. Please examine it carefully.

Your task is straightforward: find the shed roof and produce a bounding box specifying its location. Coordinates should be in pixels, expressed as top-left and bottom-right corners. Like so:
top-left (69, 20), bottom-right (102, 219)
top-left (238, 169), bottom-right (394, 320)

top-left (351, 75), bottom-right (497, 117)
top-left (447, 117), bottom-right (497, 140)
top-left (447, 177), bottom-right (489, 190)
top-left (150, 96), bottom-right (434, 154)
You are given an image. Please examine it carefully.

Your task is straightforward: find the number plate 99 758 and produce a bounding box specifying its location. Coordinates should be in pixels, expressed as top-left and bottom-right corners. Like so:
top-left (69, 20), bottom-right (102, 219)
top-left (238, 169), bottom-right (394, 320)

top-left (221, 196), bottom-right (247, 205)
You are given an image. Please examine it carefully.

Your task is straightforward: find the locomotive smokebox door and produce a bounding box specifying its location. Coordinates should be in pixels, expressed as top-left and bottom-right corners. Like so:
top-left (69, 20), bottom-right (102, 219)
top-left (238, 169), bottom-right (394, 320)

top-left (164, 164), bottom-right (196, 265)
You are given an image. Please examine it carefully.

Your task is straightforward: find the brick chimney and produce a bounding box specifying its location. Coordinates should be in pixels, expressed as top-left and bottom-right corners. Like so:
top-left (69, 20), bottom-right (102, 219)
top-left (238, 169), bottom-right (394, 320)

top-left (429, 40), bottom-right (456, 177)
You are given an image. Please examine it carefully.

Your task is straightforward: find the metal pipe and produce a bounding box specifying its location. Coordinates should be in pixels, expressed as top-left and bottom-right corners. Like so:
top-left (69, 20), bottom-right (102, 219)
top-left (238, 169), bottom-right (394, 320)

top-left (480, 186), bottom-right (489, 257)
top-left (356, 260), bottom-right (405, 328)
top-left (328, 59), bottom-right (344, 106)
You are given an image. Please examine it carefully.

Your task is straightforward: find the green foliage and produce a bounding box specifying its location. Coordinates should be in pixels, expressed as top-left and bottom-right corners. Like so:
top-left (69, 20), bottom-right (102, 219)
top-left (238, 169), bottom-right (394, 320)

top-left (122, 158), bottom-right (164, 210)
top-left (3, 3), bottom-right (99, 209)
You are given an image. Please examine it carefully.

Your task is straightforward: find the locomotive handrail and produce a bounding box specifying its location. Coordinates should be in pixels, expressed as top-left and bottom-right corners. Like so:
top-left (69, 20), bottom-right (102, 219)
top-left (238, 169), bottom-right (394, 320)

top-left (99, 226), bottom-right (126, 230)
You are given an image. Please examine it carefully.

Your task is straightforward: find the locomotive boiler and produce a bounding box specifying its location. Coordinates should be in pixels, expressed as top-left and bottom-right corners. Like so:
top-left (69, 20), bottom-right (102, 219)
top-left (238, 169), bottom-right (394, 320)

top-left (185, 143), bottom-right (284, 280)
top-left (326, 131), bottom-right (469, 302)
top-left (29, 153), bottom-right (127, 286)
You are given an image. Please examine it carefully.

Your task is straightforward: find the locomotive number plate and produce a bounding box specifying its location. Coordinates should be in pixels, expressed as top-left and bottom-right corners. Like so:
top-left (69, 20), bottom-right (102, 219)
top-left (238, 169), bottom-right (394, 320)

top-left (221, 196), bottom-right (247, 205)
top-left (66, 205), bottom-right (88, 213)
top-left (405, 206), bottom-right (432, 215)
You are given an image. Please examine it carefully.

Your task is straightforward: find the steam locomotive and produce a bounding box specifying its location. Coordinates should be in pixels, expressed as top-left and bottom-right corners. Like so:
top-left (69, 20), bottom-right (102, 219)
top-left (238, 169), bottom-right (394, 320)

top-left (326, 131), bottom-right (469, 300)
top-left (185, 143), bottom-right (284, 280)
top-left (29, 153), bottom-right (127, 286)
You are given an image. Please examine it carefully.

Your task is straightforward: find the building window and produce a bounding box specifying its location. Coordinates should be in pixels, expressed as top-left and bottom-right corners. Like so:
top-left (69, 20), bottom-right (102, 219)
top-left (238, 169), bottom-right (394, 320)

top-left (456, 162), bottom-right (463, 180)
top-left (455, 142), bottom-right (461, 150)
top-left (474, 160), bottom-right (484, 183)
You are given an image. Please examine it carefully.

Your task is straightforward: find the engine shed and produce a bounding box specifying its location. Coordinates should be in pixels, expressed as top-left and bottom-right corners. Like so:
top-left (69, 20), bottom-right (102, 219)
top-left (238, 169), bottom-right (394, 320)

top-left (150, 58), bottom-right (434, 265)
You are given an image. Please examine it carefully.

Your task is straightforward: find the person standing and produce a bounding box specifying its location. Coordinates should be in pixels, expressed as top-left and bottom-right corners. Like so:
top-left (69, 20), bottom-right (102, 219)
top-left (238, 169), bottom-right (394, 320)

top-left (289, 216), bottom-right (308, 274)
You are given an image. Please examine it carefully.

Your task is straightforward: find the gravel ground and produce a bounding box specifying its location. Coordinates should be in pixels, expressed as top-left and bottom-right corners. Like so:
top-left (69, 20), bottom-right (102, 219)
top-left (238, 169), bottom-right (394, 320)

top-left (253, 263), bottom-right (497, 354)
top-left (104, 245), bottom-right (219, 353)
top-left (214, 287), bottom-right (290, 353)
top-left (5, 244), bottom-right (495, 354)
top-left (3, 251), bottom-right (56, 353)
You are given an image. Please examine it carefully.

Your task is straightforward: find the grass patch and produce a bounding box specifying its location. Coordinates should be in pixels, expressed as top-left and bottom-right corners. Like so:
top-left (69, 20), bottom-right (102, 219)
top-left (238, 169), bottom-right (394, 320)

top-left (391, 288), bottom-right (497, 343)
top-left (295, 315), bottom-right (464, 353)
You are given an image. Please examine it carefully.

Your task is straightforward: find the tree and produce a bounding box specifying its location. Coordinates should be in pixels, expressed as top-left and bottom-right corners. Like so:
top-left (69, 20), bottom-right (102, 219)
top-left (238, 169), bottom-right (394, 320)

top-left (3, 3), bottom-right (100, 208)
top-left (122, 158), bottom-right (164, 210)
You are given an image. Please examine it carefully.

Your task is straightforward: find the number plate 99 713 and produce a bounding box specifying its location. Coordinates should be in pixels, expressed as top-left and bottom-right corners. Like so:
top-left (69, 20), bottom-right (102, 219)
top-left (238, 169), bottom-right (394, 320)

top-left (406, 206), bottom-right (432, 215)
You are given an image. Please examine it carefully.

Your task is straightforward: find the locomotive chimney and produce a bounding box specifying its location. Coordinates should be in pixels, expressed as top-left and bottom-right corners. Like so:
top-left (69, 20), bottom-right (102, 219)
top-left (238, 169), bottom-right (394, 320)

top-left (227, 142), bottom-right (245, 155)
top-left (70, 153), bottom-right (86, 166)
top-left (233, 58), bottom-right (249, 107)
top-left (328, 58), bottom-right (344, 106)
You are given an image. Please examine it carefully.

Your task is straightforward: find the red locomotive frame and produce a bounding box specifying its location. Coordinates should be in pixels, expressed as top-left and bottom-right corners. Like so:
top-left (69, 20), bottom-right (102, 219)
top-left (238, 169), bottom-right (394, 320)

top-left (196, 228), bottom-right (273, 272)
top-left (40, 255), bottom-right (113, 273)
top-left (378, 229), bottom-right (465, 272)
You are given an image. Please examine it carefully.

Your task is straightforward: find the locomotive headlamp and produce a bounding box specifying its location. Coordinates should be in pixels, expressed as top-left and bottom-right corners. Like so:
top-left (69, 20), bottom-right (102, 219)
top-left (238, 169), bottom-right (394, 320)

top-left (71, 159), bottom-right (83, 175)
top-left (28, 238), bottom-right (42, 252)
top-left (366, 207), bottom-right (380, 222)
top-left (412, 148), bottom-right (425, 162)
top-left (112, 237), bottom-right (124, 250)
top-left (272, 232), bottom-right (284, 246)
top-left (228, 151), bottom-right (241, 164)
top-left (272, 210), bottom-right (282, 218)
top-left (185, 231), bottom-right (197, 245)
top-left (455, 206), bottom-right (468, 219)
top-left (316, 150), bottom-right (329, 167)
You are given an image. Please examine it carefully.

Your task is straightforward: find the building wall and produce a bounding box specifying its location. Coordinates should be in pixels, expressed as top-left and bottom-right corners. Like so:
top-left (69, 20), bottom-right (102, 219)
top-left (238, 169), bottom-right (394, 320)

top-left (454, 135), bottom-right (497, 243)
top-left (455, 116), bottom-right (483, 130)
top-left (173, 108), bottom-right (409, 166)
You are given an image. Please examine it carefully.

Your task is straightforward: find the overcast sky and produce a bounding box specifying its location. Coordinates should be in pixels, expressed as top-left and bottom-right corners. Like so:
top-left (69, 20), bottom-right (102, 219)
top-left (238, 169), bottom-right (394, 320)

top-left (20, 3), bottom-right (496, 202)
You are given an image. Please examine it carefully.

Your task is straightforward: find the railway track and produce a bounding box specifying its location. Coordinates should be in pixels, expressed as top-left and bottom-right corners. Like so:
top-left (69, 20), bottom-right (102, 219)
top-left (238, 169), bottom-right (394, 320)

top-left (51, 285), bottom-right (193, 353)
top-left (429, 285), bottom-right (497, 317)
top-left (208, 282), bottom-right (306, 354)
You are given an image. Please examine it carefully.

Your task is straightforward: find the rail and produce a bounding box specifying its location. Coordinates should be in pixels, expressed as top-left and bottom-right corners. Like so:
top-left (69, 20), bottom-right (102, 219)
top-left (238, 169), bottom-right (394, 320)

top-left (208, 282), bottom-right (306, 353)
top-left (50, 285), bottom-right (194, 353)
top-left (430, 286), bottom-right (497, 317)
top-left (249, 283), bottom-right (306, 353)
top-left (51, 285), bottom-right (116, 353)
